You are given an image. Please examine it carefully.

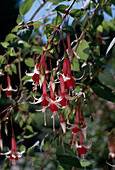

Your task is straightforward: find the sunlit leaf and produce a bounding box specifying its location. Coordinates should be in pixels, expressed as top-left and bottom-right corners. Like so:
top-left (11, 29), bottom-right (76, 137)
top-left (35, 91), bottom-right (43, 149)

top-left (19, 0), bottom-right (35, 16)
top-left (76, 40), bottom-right (89, 61)
top-left (25, 57), bottom-right (34, 67)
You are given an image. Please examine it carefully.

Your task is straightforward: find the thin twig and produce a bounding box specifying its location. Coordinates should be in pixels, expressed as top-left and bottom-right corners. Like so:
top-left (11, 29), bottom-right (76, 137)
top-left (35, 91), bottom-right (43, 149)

top-left (30, 0), bottom-right (48, 21)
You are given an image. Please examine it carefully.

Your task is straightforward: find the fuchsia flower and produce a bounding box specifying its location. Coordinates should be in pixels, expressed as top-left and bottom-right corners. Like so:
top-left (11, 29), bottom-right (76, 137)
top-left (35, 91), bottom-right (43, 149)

top-left (66, 34), bottom-right (80, 62)
top-left (77, 131), bottom-right (87, 155)
top-left (2, 75), bottom-right (17, 98)
top-left (59, 74), bottom-right (74, 106)
top-left (69, 107), bottom-right (87, 155)
top-left (66, 34), bottom-right (74, 61)
top-left (33, 78), bottom-right (50, 107)
top-left (49, 86), bottom-right (59, 112)
top-left (0, 137), bottom-right (24, 165)
top-left (63, 57), bottom-right (75, 89)
top-left (26, 61), bottom-right (49, 87)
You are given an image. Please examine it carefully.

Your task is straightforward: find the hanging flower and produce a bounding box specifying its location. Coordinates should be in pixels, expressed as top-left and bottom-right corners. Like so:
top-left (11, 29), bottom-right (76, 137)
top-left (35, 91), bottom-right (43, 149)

top-left (66, 34), bottom-right (80, 62)
top-left (63, 57), bottom-right (75, 89)
top-left (32, 78), bottom-right (50, 107)
top-left (59, 113), bottom-right (66, 133)
top-left (77, 131), bottom-right (87, 155)
top-left (59, 75), bottom-right (75, 106)
top-left (2, 75), bottom-right (17, 99)
top-left (0, 137), bottom-right (24, 165)
top-left (49, 85), bottom-right (60, 112)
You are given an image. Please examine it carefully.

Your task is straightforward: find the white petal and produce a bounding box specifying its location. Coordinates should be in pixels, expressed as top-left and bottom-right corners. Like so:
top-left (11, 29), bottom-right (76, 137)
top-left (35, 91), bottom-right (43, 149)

top-left (12, 88), bottom-right (18, 92)
top-left (0, 151), bottom-right (11, 155)
top-left (36, 106), bottom-right (48, 112)
top-left (2, 88), bottom-right (8, 91)
top-left (25, 73), bottom-right (34, 76)
top-left (30, 96), bottom-right (44, 104)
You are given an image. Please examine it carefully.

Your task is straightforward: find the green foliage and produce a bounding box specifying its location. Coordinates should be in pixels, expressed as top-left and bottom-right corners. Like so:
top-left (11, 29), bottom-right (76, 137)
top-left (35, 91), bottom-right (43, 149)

top-left (62, 26), bottom-right (76, 34)
top-left (76, 40), bottom-right (90, 61)
top-left (55, 5), bottom-right (67, 13)
top-left (17, 24), bottom-right (33, 42)
top-left (0, 0), bottom-right (115, 169)
top-left (91, 80), bottom-right (115, 102)
top-left (19, 0), bottom-right (35, 16)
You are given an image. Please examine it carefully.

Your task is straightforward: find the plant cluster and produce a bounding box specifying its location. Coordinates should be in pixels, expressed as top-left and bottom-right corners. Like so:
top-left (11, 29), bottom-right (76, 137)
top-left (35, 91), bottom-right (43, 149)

top-left (0, 0), bottom-right (115, 169)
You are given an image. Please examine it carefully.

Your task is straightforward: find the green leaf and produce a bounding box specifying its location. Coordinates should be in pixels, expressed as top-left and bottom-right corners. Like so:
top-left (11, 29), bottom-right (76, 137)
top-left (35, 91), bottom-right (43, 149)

top-left (11, 26), bottom-right (20, 33)
top-left (19, 145), bottom-right (26, 153)
top-left (80, 159), bottom-right (91, 167)
top-left (49, 0), bottom-right (65, 5)
top-left (25, 57), bottom-right (34, 67)
top-left (62, 26), bottom-right (76, 35)
top-left (108, 20), bottom-right (115, 31)
top-left (24, 132), bottom-right (38, 139)
top-left (20, 103), bottom-right (27, 112)
top-left (57, 155), bottom-right (81, 168)
top-left (0, 55), bottom-right (7, 65)
top-left (0, 42), bottom-right (10, 48)
top-left (55, 5), bottom-right (67, 14)
top-left (92, 15), bottom-right (104, 28)
top-left (16, 15), bottom-right (22, 24)
top-left (102, 20), bottom-right (109, 33)
top-left (32, 46), bottom-right (42, 53)
top-left (71, 57), bottom-right (80, 72)
top-left (76, 40), bottom-right (89, 61)
top-left (70, 9), bottom-right (84, 20)
top-left (19, 0), bottom-right (35, 16)
top-left (5, 33), bottom-right (17, 42)
top-left (91, 81), bottom-right (115, 102)
top-left (11, 64), bottom-right (17, 74)
top-left (97, 25), bottom-right (103, 32)
top-left (98, 69), bottom-right (115, 87)
top-left (17, 24), bottom-right (33, 42)
top-left (104, 6), bottom-right (112, 16)
top-left (54, 31), bottom-right (60, 45)
top-left (56, 12), bottom-right (62, 26)
top-left (33, 21), bottom-right (44, 29)
top-left (27, 125), bottom-right (34, 133)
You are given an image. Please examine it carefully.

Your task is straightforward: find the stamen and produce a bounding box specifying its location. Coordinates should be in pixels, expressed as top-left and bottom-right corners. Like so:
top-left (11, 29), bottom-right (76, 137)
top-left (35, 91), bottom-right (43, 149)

top-left (44, 110), bottom-right (46, 126)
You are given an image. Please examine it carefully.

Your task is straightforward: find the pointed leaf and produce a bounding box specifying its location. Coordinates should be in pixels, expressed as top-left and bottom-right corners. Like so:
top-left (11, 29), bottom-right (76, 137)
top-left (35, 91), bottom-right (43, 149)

top-left (76, 40), bottom-right (89, 61)
top-left (62, 26), bottom-right (76, 35)
top-left (25, 57), bottom-right (34, 67)
top-left (57, 155), bottom-right (81, 168)
top-left (91, 81), bottom-right (115, 102)
top-left (55, 5), bottom-right (67, 14)
top-left (56, 12), bottom-right (62, 26)
top-left (19, 0), bottom-right (35, 16)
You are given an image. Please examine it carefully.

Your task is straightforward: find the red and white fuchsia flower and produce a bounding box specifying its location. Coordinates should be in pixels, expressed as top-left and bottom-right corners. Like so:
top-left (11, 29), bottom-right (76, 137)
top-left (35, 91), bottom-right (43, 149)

top-left (63, 57), bottom-right (75, 89)
top-left (2, 75), bottom-right (17, 99)
top-left (24, 36), bottom-right (88, 158)
top-left (0, 137), bottom-right (24, 165)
